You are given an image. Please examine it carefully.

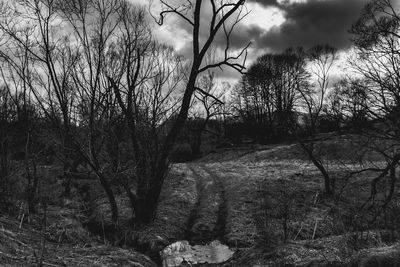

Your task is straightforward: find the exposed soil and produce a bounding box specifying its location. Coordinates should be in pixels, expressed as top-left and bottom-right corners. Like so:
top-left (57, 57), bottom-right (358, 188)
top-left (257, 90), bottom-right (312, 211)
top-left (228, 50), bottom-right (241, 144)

top-left (186, 164), bottom-right (228, 244)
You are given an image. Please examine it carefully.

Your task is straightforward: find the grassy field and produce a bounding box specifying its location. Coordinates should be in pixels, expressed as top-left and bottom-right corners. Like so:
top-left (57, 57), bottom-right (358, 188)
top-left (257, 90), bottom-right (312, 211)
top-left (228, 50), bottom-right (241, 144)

top-left (150, 136), bottom-right (400, 266)
top-left (1, 135), bottom-right (400, 266)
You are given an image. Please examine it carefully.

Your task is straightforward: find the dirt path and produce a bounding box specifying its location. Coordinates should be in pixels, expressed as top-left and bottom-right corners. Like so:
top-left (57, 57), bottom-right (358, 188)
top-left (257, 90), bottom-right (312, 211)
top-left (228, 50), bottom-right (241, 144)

top-left (186, 164), bottom-right (228, 245)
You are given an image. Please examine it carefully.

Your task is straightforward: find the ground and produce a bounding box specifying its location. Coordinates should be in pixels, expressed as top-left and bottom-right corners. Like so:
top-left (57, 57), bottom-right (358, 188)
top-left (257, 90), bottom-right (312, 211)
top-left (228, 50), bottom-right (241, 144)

top-left (0, 207), bottom-right (156, 266)
top-left (1, 136), bottom-right (400, 266)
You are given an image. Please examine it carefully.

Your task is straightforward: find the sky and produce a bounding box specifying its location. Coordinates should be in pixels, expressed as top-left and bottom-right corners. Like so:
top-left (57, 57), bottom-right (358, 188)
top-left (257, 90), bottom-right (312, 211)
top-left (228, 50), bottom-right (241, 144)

top-left (133, 0), bottom-right (371, 84)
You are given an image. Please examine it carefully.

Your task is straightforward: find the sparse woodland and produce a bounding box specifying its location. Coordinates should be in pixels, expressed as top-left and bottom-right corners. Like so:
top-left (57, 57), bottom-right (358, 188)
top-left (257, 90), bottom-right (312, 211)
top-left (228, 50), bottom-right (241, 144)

top-left (0, 0), bottom-right (400, 266)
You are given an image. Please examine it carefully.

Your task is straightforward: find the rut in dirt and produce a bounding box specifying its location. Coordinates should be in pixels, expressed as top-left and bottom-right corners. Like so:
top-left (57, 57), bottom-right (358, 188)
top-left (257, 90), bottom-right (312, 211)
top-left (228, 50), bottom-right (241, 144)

top-left (186, 164), bottom-right (228, 245)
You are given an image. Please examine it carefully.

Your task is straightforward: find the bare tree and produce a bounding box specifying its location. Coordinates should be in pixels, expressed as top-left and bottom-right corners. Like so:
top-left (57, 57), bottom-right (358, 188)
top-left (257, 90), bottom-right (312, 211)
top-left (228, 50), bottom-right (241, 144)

top-left (0, 85), bottom-right (12, 207)
top-left (238, 57), bottom-right (276, 141)
top-left (329, 78), bottom-right (368, 129)
top-left (107, 0), bottom-right (249, 223)
top-left (0, 0), bottom-right (249, 225)
top-left (349, 0), bottom-right (400, 209)
top-left (189, 67), bottom-right (226, 157)
top-left (302, 45), bottom-right (337, 131)
top-left (0, 0), bottom-right (81, 197)
top-left (295, 44), bottom-right (337, 196)
top-left (102, 0), bottom-right (186, 223)
top-left (0, 0), bottom-right (124, 222)
top-left (0, 15), bottom-right (49, 212)
top-left (234, 48), bottom-right (307, 141)
top-left (56, 0), bottom-right (128, 223)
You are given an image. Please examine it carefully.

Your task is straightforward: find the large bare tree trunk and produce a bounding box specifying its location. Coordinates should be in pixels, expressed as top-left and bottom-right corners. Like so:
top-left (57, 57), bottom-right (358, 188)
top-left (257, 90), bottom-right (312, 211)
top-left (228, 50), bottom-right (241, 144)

top-left (134, 172), bottom-right (166, 223)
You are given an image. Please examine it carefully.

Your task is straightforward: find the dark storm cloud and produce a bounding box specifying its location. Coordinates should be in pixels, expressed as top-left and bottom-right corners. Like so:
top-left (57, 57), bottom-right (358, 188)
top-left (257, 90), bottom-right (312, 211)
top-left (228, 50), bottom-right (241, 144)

top-left (168, 0), bottom-right (368, 80)
top-left (249, 0), bottom-right (368, 52)
top-left (213, 24), bottom-right (264, 49)
top-left (173, 10), bottom-right (264, 61)
top-left (249, 0), bottom-right (279, 6)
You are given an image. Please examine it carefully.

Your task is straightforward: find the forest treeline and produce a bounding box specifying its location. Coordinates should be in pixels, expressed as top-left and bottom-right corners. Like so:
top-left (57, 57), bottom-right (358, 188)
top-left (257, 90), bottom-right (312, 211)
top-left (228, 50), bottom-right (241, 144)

top-left (0, 0), bottom-right (399, 228)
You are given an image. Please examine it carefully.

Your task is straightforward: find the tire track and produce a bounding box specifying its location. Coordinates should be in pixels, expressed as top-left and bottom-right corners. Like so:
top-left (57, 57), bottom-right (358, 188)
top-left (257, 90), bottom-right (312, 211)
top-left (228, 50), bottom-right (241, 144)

top-left (201, 164), bottom-right (228, 243)
top-left (186, 164), bottom-right (228, 244)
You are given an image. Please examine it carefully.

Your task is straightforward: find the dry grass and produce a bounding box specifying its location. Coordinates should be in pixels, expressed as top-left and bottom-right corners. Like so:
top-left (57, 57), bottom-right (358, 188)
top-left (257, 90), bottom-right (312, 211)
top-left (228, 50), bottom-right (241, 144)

top-left (2, 134), bottom-right (400, 266)
top-left (188, 135), bottom-right (400, 266)
top-left (0, 211), bottom-right (156, 267)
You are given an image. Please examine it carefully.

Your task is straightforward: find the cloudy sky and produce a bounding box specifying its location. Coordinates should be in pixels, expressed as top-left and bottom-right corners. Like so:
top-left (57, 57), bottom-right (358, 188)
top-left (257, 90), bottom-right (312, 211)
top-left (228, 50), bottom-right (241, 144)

top-left (135, 0), bottom-right (371, 83)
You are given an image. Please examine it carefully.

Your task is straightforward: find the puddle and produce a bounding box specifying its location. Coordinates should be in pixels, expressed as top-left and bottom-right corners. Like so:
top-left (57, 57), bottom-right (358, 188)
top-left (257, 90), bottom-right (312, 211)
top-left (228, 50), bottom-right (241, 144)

top-left (160, 240), bottom-right (235, 267)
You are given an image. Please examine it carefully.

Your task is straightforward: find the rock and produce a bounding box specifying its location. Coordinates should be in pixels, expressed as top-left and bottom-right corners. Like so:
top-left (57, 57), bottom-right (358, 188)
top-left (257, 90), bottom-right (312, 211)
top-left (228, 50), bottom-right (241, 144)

top-left (160, 240), bottom-right (235, 267)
